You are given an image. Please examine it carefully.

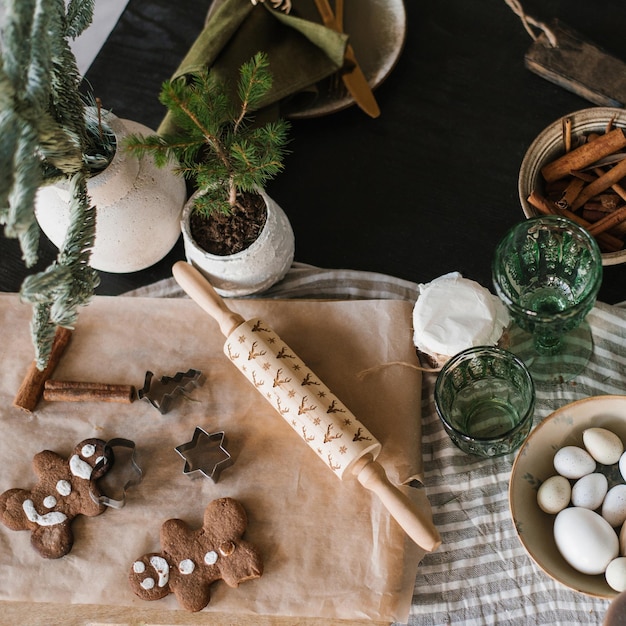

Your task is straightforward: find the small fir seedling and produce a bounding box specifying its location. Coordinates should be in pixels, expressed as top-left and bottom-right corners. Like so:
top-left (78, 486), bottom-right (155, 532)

top-left (124, 52), bottom-right (290, 220)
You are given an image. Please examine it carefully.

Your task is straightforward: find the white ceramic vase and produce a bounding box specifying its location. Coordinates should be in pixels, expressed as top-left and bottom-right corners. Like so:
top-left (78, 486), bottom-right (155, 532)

top-left (181, 189), bottom-right (295, 296)
top-left (35, 111), bottom-right (187, 273)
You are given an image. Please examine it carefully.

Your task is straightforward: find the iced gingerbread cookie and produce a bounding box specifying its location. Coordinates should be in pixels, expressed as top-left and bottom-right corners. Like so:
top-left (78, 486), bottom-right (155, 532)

top-left (129, 497), bottom-right (263, 612)
top-left (0, 438), bottom-right (113, 558)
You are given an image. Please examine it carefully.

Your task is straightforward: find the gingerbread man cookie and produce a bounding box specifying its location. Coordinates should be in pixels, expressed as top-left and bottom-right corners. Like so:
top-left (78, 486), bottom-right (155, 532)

top-left (0, 438), bottom-right (113, 558)
top-left (129, 497), bottom-right (263, 612)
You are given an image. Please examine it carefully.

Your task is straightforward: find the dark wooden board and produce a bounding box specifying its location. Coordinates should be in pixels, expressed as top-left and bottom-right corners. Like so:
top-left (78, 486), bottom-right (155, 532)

top-left (525, 19), bottom-right (626, 107)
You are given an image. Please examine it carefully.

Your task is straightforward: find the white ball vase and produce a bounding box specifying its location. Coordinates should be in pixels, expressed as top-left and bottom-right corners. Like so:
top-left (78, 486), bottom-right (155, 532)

top-left (35, 112), bottom-right (186, 273)
top-left (181, 189), bottom-right (295, 297)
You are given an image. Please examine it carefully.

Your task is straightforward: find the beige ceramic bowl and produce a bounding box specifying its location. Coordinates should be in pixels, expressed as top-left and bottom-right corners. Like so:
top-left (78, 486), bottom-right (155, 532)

top-left (518, 107), bottom-right (626, 266)
top-left (509, 395), bottom-right (626, 598)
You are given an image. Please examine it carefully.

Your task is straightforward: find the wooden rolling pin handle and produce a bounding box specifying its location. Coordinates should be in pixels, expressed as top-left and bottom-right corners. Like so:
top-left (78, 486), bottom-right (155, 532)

top-left (172, 262), bottom-right (245, 336)
top-left (352, 454), bottom-right (441, 553)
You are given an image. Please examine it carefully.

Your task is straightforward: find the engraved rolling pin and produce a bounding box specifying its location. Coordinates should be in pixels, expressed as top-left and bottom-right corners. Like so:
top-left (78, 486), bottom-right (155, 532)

top-left (172, 262), bottom-right (441, 552)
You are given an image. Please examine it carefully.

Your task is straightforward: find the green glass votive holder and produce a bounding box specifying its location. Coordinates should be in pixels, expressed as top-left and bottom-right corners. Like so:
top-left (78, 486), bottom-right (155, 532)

top-left (434, 346), bottom-right (535, 458)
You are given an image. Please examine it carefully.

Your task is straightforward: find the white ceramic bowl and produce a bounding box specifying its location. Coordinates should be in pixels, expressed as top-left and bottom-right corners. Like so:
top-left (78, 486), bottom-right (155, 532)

top-left (509, 395), bottom-right (626, 598)
top-left (518, 107), bottom-right (626, 266)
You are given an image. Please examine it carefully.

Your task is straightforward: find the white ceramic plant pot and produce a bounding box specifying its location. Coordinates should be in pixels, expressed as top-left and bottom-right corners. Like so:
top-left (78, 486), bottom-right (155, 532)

top-left (35, 111), bottom-right (186, 273)
top-left (181, 189), bottom-right (295, 297)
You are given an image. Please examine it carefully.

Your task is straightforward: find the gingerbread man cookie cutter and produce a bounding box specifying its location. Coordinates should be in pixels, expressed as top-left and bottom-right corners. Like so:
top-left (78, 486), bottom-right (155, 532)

top-left (175, 428), bottom-right (233, 482)
top-left (90, 438), bottom-right (143, 509)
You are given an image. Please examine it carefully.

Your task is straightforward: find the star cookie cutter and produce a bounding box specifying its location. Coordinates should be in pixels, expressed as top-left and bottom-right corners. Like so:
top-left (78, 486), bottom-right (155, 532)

top-left (175, 428), bottom-right (233, 483)
top-left (138, 368), bottom-right (205, 414)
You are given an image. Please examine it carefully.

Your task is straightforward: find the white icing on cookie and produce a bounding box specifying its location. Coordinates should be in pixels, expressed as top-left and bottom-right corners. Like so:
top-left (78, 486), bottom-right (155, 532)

top-left (204, 551), bottom-right (218, 565)
top-left (149, 555), bottom-right (169, 587)
top-left (179, 559), bottom-right (195, 575)
top-left (140, 577), bottom-right (155, 590)
top-left (43, 495), bottom-right (57, 509)
top-left (133, 560), bottom-right (146, 574)
top-left (56, 480), bottom-right (71, 496)
top-left (23, 499), bottom-right (67, 526)
top-left (81, 443), bottom-right (96, 458)
top-left (69, 454), bottom-right (93, 480)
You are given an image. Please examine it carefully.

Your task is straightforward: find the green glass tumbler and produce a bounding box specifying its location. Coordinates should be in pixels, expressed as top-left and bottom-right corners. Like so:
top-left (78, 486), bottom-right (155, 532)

top-left (434, 346), bottom-right (535, 457)
top-left (492, 216), bottom-right (602, 384)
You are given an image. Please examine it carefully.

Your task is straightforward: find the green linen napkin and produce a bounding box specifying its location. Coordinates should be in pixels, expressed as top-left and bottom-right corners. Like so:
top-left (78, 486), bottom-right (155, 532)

top-left (158, 0), bottom-right (348, 134)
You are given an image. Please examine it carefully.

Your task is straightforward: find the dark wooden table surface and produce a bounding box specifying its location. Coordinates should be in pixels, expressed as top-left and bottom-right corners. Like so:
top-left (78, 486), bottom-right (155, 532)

top-left (2, 0), bottom-right (626, 304)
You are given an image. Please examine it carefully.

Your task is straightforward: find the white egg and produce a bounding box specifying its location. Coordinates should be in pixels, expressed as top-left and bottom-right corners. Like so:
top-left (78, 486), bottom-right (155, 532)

top-left (606, 557), bottom-right (626, 592)
top-left (554, 507), bottom-right (619, 575)
top-left (603, 485), bottom-right (626, 527)
top-left (583, 427), bottom-right (624, 465)
top-left (619, 451), bottom-right (626, 482)
top-left (537, 475), bottom-right (571, 514)
top-left (619, 521), bottom-right (626, 556)
top-left (571, 473), bottom-right (608, 510)
top-left (553, 446), bottom-right (596, 479)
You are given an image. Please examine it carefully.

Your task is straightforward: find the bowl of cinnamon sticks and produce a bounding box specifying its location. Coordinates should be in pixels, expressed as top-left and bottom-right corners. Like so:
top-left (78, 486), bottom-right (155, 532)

top-left (519, 107), bottom-right (626, 265)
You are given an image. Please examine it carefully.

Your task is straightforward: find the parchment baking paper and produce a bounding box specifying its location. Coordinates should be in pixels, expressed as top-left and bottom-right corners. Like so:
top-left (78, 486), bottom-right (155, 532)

top-left (0, 294), bottom-right (430, 623)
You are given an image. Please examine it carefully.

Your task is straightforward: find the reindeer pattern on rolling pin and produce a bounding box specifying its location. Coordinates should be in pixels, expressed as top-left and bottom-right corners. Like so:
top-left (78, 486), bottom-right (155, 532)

top-left (225, 318), bottom-right (381, 479)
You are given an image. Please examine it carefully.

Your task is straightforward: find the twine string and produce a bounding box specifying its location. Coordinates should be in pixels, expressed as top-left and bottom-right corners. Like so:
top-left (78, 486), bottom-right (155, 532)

top-left (356, 361), bottom-right (441, 380)
top-left (504, 0), bottom-right (558, 47)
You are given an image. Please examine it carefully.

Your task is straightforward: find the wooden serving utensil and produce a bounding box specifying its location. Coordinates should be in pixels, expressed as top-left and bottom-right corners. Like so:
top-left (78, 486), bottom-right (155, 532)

top-left (314, 0), bottom-right (380, 118)
top-left (172, 261), bottom-right (441, 552)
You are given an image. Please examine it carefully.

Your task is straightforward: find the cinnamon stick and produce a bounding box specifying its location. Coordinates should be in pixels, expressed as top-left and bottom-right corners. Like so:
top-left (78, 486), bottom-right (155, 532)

top-left (527, 191), bottom-right (624, 252)
top-left (571, 157), bottom-right (626, 210)
top-left (593, 168), bottom-right (626, 204)
top-left (562, 117), bottom-right (572, 153)
top-left (606, 116), bottom-right (617, 135)
top-left (13, 326), bottom-right (73, 413)
top-left (583, 208), bottom-right (608, 223)
top-left (586, 194), bottom-right (622, 212)
top-left (556, 177), bottom-right (585, 209)
top-left (587, 205), bottom-right (626, 236)
top-left (570, 170), bottom-right (597, 183)
top-left (541, 128), bottom-right (626, 183)
top-left (43, 380), bottom-right (135, 404)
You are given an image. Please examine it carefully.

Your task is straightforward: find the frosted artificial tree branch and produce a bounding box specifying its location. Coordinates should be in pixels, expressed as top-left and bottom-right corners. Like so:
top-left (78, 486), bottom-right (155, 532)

top-left (0, 0), bottom-right (103, 368)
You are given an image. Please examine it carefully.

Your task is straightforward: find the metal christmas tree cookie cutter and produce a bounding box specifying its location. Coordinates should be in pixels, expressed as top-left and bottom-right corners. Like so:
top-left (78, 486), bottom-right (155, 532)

top-left (138, 368), bottom-right (205, 414)
top-left (175, 427), bottom-right (233, 482)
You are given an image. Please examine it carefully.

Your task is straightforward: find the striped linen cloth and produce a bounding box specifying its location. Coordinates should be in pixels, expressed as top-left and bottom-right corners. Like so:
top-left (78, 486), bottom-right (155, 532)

top-left (127, 263), bottom-right (626, 625)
